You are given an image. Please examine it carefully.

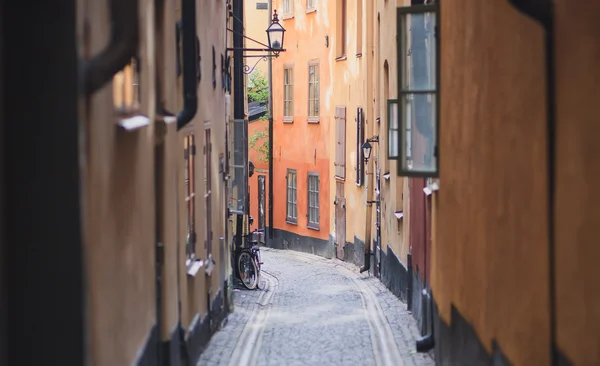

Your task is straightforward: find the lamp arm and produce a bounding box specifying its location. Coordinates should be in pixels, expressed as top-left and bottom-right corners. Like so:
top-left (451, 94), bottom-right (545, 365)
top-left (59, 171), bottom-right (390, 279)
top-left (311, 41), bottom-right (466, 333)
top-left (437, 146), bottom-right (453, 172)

top-left (226, 28), bottom-right (270, 49)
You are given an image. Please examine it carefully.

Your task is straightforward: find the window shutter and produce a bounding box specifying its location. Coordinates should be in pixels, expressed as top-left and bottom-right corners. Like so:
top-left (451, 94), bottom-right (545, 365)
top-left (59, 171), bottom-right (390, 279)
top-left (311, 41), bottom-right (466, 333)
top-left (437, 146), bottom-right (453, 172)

top-left (334, 106), bottom-right (346, 179)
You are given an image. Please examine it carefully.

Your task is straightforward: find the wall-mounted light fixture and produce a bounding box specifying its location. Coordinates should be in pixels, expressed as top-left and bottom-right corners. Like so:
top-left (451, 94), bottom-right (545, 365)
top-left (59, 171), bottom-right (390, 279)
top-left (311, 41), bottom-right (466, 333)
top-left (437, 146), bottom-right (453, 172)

top-left (227, 10), bottom-right (287, 74)
top-left (362, 135), bottom-right (379, 165)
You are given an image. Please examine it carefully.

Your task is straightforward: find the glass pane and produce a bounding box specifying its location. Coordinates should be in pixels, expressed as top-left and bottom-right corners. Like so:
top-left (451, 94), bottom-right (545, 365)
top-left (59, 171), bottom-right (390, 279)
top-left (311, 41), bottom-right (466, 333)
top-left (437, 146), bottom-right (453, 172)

top-left (390, 102), bottom-right (398, 129)
top-left (399, 11), bottom-right (436, 91)
top-left (389, 130), bottom-right (399, 159)
top-left (401, 93), bottom-right (436, 173)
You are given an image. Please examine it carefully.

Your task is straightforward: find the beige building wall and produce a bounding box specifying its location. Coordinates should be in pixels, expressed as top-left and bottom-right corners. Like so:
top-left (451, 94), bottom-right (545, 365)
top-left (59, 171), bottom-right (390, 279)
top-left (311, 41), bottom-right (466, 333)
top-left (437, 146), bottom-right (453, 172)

top-left (330, 0), bottom-right (410, 272)
top-left (78, 0), bottom-right (232, 364)
top-left (330, 0), bottom-right (371, 260)
top-left (244, 0), bottom-right (272, 83)
top-left (79, 0), bottom-right (157, 364)
top-left (373, 0), bottom-right (411, 267)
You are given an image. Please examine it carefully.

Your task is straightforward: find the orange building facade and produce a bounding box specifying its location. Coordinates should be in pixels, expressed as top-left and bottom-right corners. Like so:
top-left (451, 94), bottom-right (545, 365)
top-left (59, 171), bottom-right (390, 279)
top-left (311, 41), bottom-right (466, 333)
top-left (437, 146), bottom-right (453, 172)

top-left (258, 0), bottom-right (334, 255)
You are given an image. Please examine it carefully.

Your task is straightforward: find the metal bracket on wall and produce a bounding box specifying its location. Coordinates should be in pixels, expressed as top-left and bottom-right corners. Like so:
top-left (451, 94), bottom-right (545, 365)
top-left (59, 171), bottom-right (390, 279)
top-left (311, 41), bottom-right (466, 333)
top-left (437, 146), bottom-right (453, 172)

top-left (243, 56), bottom-right (269, 74)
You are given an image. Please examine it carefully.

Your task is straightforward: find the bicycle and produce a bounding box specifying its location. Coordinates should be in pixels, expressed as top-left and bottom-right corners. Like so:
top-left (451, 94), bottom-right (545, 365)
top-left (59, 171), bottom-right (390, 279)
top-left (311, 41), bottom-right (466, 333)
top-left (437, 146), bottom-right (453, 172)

top-left (236, 227), bottom-right (264, 290)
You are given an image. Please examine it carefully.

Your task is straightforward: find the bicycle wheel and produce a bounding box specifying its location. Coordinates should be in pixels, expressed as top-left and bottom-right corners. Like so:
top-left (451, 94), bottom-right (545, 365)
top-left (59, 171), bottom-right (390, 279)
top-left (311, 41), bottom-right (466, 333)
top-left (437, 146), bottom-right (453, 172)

top-left (237, 251), bottom-right (258, 290)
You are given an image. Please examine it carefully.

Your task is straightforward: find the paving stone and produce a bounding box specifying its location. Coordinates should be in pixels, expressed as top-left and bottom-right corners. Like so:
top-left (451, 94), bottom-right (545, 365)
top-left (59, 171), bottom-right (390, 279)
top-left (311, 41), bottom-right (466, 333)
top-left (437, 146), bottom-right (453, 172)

top-left (198, 248), bottom-right (435, 366)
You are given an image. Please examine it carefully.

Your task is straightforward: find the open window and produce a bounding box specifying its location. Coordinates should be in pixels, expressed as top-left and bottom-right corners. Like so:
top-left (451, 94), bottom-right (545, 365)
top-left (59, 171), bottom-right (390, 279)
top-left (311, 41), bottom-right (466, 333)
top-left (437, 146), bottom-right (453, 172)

top-left (396, 3), bottom-right (439, 177)
top-left (387, 99), bottom-right (399, 159)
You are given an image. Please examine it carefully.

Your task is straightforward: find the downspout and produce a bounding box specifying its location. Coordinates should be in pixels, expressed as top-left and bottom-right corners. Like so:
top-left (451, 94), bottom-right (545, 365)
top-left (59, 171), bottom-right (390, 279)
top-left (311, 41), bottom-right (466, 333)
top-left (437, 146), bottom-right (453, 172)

top-left (267, 0), bottom-right (274, 241)
top-left (506, 1), bottom-right (555, 364)
top-left (176, 0), bottom-right (199, 130)
top-left (360, 0), bottom-right (375, 274)
top-left (81, 0), bottom-right (139, 95)
top-left (232, 0), bottom-right (245, 250)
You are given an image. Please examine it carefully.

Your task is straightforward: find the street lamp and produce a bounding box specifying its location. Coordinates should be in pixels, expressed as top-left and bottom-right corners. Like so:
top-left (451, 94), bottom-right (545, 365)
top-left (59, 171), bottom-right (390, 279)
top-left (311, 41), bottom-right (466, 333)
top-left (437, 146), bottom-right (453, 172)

top-left (266, 10), bottom-right (285, 55)
top-left (226, 10), bottom-right (287, 74)
top-left (362, 141), bottom-right (373, 162)
top-left (362, 136), bottom-right (379, 164)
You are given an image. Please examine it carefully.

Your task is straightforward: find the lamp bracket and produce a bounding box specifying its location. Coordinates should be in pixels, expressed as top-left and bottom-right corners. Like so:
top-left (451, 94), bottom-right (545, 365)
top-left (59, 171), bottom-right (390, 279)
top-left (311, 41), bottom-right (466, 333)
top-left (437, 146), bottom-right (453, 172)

top-left (243, 57), bottom-right (268, 75)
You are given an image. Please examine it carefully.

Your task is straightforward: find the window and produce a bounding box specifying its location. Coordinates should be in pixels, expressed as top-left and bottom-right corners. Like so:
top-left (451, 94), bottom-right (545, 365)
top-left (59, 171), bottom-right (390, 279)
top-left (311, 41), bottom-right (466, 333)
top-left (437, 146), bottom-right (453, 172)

top-left (307, 172), bottom-right (320, 229)
top-left (396, 3), bottom-right (439, 177)
top-left (112, 58), bottom-right (142, 123)
top-left (308, 62), bottom-right (320, 121)
top-left (184, 134), bottom-right (197, 265)
top-left (334, 106), bottom-right (347, 179)
top-left (204, 128), bottom-right (212, 257)
top-left (388, 99), bottom-right (399, 159)
top-left (356, 107), bottom-right (364, 186)
top-left (286, 169), bottom-right (298, 224)
top-left (282, 0), bottom-right (293, 16)
top-left (306, 0), bottom-right (316, 11)
top-left (336, 0), bottom-right (347, 58)
top-left (284, 67), bottom-right (294, 121)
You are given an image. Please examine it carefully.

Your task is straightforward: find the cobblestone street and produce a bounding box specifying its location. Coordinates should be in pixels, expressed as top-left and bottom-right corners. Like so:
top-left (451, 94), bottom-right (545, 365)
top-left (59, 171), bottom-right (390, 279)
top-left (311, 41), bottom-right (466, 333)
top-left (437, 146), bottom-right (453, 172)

top-left (199, 248), bottom-right (435, 366)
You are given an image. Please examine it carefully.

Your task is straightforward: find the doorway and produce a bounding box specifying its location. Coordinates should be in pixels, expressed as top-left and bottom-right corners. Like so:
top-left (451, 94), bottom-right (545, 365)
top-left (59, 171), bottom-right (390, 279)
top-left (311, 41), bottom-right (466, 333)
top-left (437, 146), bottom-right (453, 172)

top-left (258, 175), bottom-right (266, 244)
top-left (335, 182), bottom-right (346, 259)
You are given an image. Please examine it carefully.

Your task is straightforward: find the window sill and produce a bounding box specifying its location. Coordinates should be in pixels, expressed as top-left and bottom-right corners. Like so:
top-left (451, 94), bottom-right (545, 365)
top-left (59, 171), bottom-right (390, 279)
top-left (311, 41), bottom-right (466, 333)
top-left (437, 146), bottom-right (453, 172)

top-left (356, 53), bottom-right (362, 58)
top-left (307, 224), bottom-right (320, 231)
top-left (116, 113), bottom-right (151, 131)
top-left (204, 255), bottom-right (216, 277)
top-left (334, 176), bottom-right (346, 182)
top-left (186, 258), bottom-right (204, 277)
top-left (283, 117), bottom-right (294, 123)
top-left (335, 55), bottom-right (347, 62)
top-left (286, 219), bottom-right (298, 225)
top-left (307, 117), bottom-right (320, 124)
top-left (306, 8), bottom-right (316, 14)
top-left (281, 13), bottom-right (294, 20)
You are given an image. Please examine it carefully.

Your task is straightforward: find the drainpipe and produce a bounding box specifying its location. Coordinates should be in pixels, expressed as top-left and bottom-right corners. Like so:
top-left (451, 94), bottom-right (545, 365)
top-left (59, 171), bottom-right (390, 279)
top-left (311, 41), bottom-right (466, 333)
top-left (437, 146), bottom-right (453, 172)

top-left (81, 0), bottom-right (139, 95)
top-left (360, 0), bottom-right (375, 274)
top-left (267, 0), bottom-right (274, 241)
top-left (232, 0), bottom-right (245, 250)
top-left (506, 1), bottom-right (555, 364)
top-left (176, 0), bottom-right (199, 130)
top-left (361, 144), bottom-right (375, 274)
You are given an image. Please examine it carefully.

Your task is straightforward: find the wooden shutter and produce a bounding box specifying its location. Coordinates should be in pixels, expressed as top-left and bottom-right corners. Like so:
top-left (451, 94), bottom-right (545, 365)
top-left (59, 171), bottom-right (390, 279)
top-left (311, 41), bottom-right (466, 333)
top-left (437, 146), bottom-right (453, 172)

top-left (334, 106), bottom-right (346, 179)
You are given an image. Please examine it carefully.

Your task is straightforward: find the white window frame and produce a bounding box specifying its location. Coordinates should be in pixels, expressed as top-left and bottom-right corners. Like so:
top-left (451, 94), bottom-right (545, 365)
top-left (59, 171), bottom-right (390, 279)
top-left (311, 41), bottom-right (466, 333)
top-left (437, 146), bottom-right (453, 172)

top-left (286, 169), bottom-right (298, 224)
top-left (307, 172), bottom-right (320, 229)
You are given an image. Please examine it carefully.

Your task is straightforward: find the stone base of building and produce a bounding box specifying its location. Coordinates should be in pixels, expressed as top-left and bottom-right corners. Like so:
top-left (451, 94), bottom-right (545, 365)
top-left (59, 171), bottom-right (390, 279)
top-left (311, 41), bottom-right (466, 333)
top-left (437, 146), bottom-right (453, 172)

top-left (431, 296), bottom-right (573, 365)
top-left (342, 236), bottom-right (366, 267)
top-left (135, 324), bottom-right (159, 366)
top-left (149, 285), bottom-right (229, 366)
top-left (380, 245), bottom-right (409, 303)
top-left (266, 227), bottom-right (335, 259)
top-left (185, 288), bottom-right (228, 365)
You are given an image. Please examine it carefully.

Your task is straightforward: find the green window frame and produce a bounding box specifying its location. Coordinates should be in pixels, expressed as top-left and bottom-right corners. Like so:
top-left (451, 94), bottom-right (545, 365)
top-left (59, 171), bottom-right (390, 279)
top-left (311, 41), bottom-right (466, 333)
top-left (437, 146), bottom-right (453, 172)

top-left (396, 3), bottom-right (439, 177)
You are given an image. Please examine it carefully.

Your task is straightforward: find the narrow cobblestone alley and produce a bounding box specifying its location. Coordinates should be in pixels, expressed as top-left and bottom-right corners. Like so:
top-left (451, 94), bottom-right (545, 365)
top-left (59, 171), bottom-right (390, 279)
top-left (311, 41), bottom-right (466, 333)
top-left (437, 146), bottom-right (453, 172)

top-left (199, 248), bottom-right (434, 366)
